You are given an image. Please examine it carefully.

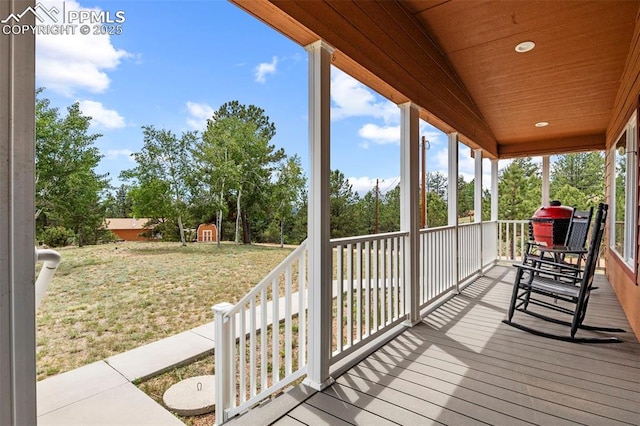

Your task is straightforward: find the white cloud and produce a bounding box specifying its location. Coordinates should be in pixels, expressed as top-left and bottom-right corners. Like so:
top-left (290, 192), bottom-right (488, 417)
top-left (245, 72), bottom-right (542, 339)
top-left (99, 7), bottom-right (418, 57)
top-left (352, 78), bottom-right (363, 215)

top-left (331, 69), bottom-right (398, 122)
top-left (358, 124), bottom-right (400, 147)
top-left (419, 123), bottom-right (446, 146)
top-left (357, 121), bottom-right (446, 148)
top-left (186, 101), bottom-right (215, 130)
top-left (77, 100), bottom-right (125, 128)
top-left (35, 0), bottom-right (131, 96)
top-left (347, 176), bottom-right (399, 195)
top-left (255, 56), bottom-right (278, 83)
top-left (433, 146), bottom-right (475, 182)
top-left (103, 149), bottom-right (134, 161)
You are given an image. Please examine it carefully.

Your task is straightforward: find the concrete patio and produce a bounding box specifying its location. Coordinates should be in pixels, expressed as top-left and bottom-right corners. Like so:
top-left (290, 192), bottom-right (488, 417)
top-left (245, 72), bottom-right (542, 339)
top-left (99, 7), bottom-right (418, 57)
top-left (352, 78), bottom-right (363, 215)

top-left (36, 322), bottom-right (214, 425)
top-left (37, 290), bottom-right (304, 425)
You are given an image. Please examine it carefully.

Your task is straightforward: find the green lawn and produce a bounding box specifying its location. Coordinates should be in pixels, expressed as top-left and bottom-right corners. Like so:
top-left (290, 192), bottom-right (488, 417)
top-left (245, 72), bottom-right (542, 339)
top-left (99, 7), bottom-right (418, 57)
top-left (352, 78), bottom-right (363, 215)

top-left (36, 241), bottom-right (293, 381)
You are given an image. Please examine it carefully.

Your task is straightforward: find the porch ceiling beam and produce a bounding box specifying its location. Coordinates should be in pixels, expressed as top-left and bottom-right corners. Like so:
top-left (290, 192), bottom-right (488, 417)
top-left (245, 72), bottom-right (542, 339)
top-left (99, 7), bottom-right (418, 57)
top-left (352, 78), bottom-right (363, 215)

top-left (498, 133), bottom-right (606, 158)
top-left (231, 0), bottom-right (499, 158)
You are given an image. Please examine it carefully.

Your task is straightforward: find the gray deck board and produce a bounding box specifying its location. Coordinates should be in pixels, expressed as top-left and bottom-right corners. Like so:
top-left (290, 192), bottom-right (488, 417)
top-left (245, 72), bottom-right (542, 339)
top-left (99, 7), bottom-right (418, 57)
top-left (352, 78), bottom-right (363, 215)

top-left (375, 338), bottom-right (640, 416)
top-left (258, 265), bottom-right (640, 425)
top-left (285, 401), bottom-right (352, 426)
top-left (339, 368), bottom-right (536, 425)
top-left (271, 415), bottom-right (306, 426)
top-left (304, 391), bottom-right (398, 425)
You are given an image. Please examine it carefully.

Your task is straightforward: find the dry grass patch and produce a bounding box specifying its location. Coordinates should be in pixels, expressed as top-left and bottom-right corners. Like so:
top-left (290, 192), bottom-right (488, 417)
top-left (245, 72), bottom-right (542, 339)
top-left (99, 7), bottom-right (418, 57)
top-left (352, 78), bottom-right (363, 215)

top-left (137, 356), bottom-right (215, 426)
top-left (36, 241), bottom-right (293, 381)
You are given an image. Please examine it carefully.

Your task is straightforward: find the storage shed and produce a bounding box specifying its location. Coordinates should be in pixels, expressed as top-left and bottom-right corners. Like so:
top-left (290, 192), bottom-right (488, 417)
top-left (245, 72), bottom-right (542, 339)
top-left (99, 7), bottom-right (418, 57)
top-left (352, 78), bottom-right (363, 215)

top-left (196, 223), bottom-right (218, 242)
top-left (105, 218), bottom-right (154, 241)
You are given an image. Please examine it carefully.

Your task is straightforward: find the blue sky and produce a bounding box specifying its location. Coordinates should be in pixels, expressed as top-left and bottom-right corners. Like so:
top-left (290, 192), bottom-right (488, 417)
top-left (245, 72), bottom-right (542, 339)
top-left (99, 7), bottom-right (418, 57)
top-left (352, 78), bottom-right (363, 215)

top-left (33, 0), bottom-right (498, 195)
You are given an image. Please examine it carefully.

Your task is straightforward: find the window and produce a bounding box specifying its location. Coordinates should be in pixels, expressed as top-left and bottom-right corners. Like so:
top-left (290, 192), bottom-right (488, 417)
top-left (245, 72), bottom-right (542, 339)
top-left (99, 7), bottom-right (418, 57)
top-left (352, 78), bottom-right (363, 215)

top-left (610, 112), bottom-right (638, 266)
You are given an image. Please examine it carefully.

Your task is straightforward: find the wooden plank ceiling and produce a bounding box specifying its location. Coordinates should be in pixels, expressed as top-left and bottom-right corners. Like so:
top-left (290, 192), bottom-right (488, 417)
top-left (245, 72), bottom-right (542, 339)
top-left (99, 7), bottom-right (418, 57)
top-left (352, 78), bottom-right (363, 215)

top-left (231, 0), bottom-right (639, 159)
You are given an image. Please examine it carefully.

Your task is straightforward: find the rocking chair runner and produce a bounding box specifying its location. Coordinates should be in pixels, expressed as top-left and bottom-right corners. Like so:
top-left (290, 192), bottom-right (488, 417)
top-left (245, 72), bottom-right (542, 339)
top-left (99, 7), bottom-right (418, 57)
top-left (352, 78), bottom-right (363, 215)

top-left (503, 203), bottom-right (625, 343)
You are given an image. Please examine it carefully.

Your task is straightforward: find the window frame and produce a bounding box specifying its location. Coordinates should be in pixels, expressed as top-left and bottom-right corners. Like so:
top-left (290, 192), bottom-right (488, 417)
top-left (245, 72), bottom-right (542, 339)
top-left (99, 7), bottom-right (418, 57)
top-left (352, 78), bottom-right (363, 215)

top-left (610, 111), bottom-right (638, 268)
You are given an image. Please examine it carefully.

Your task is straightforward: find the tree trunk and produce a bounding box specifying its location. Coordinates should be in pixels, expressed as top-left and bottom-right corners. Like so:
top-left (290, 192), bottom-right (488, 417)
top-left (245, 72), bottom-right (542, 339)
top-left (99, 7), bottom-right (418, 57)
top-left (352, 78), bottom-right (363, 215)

top-left (216, 209), bottom-right (222, 247)
top-left (77, 226), bottom-right (84, 248)
top-left (178, 215), bottom-right (186, 246)
top-left (217, 188), bottom-right (224, 247)
top-left (242, 211), bottom-right (251, 244)
top-left (280, 219), bottom-right (284, 248)
top-left (235, 190), bottom-right (241, 245)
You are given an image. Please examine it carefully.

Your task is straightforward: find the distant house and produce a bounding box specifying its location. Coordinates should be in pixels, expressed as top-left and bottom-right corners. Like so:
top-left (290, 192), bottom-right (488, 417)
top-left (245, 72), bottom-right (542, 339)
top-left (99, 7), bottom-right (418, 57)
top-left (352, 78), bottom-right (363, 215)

top-left (105, 218), bottom-right (154, 241)
top-left (196, 223), bottom-right (218, 242)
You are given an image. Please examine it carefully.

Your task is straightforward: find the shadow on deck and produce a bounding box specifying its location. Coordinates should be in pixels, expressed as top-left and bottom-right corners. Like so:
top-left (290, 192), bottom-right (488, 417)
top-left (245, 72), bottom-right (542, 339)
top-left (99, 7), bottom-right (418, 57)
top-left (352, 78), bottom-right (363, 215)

top-left (234, 265), bottom-right (640, 425)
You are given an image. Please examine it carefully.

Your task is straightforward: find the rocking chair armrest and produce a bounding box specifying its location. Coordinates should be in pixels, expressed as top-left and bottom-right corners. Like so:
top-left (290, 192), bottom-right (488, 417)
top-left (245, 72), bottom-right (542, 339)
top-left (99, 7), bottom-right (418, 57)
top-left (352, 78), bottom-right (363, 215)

top-left (535, 245), bottom-right (587, 255)
top-left (527, 255), bottom-right (583, 273)
top-left (513, 262), bottom-right (582, 283)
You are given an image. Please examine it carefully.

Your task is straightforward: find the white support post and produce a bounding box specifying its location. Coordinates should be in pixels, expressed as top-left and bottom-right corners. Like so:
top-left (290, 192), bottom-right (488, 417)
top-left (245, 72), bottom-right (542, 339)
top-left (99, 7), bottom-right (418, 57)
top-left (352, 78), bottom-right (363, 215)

top-left (447, 133), bottom-right (459, 227)
top-left (399, 103), bottom-right (420, 326)
top-left (473, 149), bottom-right (484, 274)
top-left (447, 133), bottom-right (460, 292)
top-left (0, 2), bottom-right (36, 425)
top-left (303, 40), bottom-right (333, 391)
top-left (491, 159), bottom-right (499, 222)
top-left (473, 149), bottom-right (483, 223)
top-left (541, 155), bottom-right (550, 206)
top-left (213, 302), bottom-right (234, 426)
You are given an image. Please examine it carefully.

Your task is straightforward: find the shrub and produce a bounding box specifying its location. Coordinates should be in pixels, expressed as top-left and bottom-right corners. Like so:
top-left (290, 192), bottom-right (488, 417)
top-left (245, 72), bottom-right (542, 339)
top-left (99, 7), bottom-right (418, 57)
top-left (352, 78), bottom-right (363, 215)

top-left (40, 226), bottom-right (74, 247)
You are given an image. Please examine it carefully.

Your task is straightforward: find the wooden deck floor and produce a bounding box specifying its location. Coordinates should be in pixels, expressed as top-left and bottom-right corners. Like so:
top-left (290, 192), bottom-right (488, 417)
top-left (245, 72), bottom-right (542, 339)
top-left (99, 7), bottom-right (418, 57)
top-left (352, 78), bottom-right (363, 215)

top-left (271, 265), bottom-right (640, 425)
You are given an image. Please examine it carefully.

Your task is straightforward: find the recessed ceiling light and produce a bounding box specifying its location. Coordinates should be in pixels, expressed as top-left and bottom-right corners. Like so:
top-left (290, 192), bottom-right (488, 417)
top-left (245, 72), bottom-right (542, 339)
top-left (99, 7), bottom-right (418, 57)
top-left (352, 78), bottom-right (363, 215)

top-left (515, 41), bottom-right (535, 53)
top-left (535, 121), bottom-right (549, 127)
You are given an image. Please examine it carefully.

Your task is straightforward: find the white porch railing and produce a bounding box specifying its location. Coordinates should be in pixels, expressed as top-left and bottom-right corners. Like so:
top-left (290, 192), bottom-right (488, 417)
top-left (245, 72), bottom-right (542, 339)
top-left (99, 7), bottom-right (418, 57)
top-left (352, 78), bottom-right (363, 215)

top-left (497, 220), bottom-right (529, 262)
top-left (419, 222), bottom-right (497, 310)
top-left (419, 225), bottom-right (456, 304)
top-left (329, 231), bottom-right (408, 364)
top-left (214, 222), bottom-right (500, 424)
top-left (213, 241), bottom-right (309, 423)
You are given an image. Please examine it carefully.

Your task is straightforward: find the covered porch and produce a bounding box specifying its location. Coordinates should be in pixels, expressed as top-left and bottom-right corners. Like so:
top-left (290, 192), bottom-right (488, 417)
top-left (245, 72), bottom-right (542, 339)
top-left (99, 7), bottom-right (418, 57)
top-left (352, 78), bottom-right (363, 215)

top-left (231, 265), bottom-right (640, 425)
top-left (2, 1), bottom-right (640, 425)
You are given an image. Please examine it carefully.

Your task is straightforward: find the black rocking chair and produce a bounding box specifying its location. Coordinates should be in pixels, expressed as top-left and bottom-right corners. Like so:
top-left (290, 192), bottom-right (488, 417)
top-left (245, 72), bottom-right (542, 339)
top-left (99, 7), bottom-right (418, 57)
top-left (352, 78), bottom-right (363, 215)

top-left (503, 203), bottom-right (625, 343)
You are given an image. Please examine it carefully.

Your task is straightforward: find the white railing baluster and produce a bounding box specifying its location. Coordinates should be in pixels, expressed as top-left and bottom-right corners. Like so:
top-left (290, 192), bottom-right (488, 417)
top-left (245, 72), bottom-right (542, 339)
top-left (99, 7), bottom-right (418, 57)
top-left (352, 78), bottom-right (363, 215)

top-left (346, 243), bottom-right (353, 348)
top-left (230, 314), bottom-right (237, 407)
top-left (260, 287), bottom-right (267, 392)
top-left (336, 244), bottom-right (343, 353)
top-left (520, 221), bottom-right (526, 259)
top-left (284, 267), bottom-right (292, 375)
top-left (398, 236), bottom-right (405, 317)
top-left (356, 242), bottom-right (362, 342)
top-left (298, 253), bottom-right (306, 367)
top-left (384, 238), bottom-right (393, 325)
top-left (239, 302), bottom-right (246, 404)
top-left (380, 238), bottom-right (386, 326)
top-left (373, 239), bottom-right (379, 331)
top-left (249, 298), bottom-right (256, 397)
top-left (271, 278), bottom-right (279, 383)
